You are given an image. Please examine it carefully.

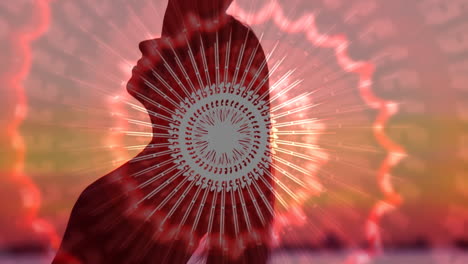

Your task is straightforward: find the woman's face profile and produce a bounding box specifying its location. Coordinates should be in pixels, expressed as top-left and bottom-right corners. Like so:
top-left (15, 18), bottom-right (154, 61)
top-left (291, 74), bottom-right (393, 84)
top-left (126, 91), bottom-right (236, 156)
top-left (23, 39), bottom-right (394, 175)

top-left (127, 0), bottom-right (235, 102)
top-left (127, 39), bottom-right (154, 91)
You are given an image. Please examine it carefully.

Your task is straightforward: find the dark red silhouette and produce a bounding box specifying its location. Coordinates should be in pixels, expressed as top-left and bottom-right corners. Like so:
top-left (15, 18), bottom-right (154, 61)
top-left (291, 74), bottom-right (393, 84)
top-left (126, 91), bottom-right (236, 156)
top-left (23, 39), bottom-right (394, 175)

top-left (53, 1), bottom-right (273, 263)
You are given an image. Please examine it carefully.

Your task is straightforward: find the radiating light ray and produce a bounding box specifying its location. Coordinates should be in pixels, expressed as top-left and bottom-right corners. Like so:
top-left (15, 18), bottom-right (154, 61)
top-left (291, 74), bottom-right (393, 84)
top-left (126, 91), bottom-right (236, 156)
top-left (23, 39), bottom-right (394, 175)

top-left (76, 20), bottom-right (132, 67)
top-left (260, 164), bottom-right (301, 204)
top-left (192, 186), bottom-right (211, 233)
top-left (223, 29), bottom-right (233, 84)
top-left (68, 157), bottom-right (130, 176)
top-left (156, 41), bottom-right (193, 98)
top-left (274, 130), bottom-right (324, 136)
top-left (273, 101), bottom-right (321, 118)
top-left (125, 3), bottom-right (154, 39)
top-left (124, 144), bottom-right (165, 151)
top-left (244, 41), bottom-right (279, 94)
top-left (273, 118), bottom-right (319, 128)
top-left (145, 168), bottom-right (187, 206)
top-left (269, 163), bottom-right (307, 187)
top-left (246, 185), bottom-right (267, 226)
top-left (125, 96), bottom-right (173, 120)
top-left (87, 2), bottom-right (149, 61)
top-left (177, 182), bottom-right (204, 236)
top-left (167, 41), bottom-right (197, 95)
top-left (162, 178), bottom-right (195, 224)
top-left (127, 89), bottom-right (177, 116)
top-left (132, 157), bottom-right (176, 178)
top-left (270, 92), bottom-right (313, 112)
top-left (206, 189), bottom-right (219, 239)
top-left (137, 164), bottom-right (179, 190)
top-left (237, 185), bottom-right (253, 232)
top-left (130, 149), bottom-right (175, 162)
top-left (229, 188), bottom-right (240, 236)
top-left (250, 177), bottom-right (275, 217)
top-left (42, 50), bottom-right (125, 89)
top-left (140, 78), bottom-right (182, 111)
top-left (230, 30), bottom-right (250, 86)
top-left (269, 69), bottom-right (297, 93)
top-left (155, 176), bottom-right (190, 212)
top-left (252, 56), bottom-right (285, 98)
top-left (273, 156), bottom-right (312, 176)
top-left (199, 35), bottom-right (213, 89)
top-left (215, 32), bottom-right (221, 88)
top-left (151, 70), bottom-right (187, 103)
top-left (185, 33), bottom-right (206, 89)
top-left (123, 131), bottom-right (172, 138)
top-left (238, 34), bottom-right (264, 95)
top-left (219, 187), bottom-right (226, 247)
top-left (253, 165), bottom-right (288, 208)
top-left (125, 118), bottom-right (171, 130)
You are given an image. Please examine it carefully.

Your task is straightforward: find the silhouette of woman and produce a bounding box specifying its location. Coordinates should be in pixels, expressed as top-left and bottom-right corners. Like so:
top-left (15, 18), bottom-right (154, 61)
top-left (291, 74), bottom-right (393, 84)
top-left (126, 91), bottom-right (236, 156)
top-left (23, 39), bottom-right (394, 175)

top-left (53, 1), bottom-right (273, 263)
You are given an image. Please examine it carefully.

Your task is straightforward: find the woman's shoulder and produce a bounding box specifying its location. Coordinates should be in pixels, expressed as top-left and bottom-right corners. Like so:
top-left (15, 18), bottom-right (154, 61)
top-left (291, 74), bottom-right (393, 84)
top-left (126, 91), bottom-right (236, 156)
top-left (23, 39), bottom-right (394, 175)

top-left (226, 15), bottom-right (252, 32)
top-left (225, 15), bottom-right (263, 44)
top-left (73, 163), bottom-right (131, 209)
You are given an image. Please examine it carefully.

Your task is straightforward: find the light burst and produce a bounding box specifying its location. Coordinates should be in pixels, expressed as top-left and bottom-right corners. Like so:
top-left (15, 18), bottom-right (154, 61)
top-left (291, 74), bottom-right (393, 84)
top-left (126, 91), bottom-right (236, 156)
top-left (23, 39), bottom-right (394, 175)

top-left (17, 0), bottom-right (405, 262)
top-left (109, 12), bottom-right (329, 254)
top-left (124, 2), bottom-right (403, 262)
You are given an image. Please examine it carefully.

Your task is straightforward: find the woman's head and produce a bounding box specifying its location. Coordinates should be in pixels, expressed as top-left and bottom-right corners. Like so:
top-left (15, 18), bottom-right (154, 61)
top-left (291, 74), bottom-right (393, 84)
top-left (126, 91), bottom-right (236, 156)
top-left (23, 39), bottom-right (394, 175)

top-left (167, 0), bottom-right (233, 16)
top-left (162, 0), bottom-right (234, 36)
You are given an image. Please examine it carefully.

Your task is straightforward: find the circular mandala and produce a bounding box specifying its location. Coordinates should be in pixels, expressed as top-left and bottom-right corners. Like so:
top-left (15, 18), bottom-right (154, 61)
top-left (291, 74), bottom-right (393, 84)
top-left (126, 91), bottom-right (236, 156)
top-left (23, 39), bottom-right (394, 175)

top-left (168, 83), bottom-right (272, 192)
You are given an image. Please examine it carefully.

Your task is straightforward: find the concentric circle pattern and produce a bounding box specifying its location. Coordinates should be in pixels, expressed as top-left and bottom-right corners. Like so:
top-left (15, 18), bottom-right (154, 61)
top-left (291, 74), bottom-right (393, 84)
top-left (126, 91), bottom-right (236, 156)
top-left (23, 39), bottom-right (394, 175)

top-left (169, 83), bottom-right (272, 192)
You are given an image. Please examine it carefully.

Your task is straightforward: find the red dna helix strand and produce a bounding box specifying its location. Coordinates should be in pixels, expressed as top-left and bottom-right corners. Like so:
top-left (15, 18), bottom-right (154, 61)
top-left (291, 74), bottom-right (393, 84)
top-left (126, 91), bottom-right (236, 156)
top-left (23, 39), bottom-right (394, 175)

top-left (229, 1), bottom-right (405, 262)
top-left (2, 0), bottom-right (59, 249)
